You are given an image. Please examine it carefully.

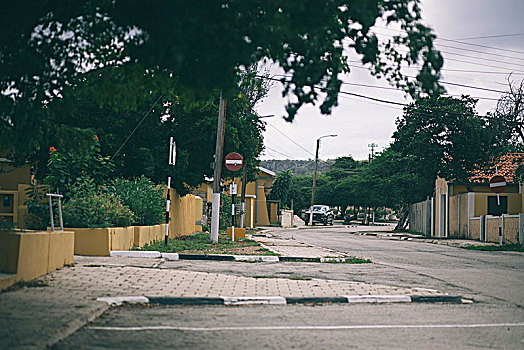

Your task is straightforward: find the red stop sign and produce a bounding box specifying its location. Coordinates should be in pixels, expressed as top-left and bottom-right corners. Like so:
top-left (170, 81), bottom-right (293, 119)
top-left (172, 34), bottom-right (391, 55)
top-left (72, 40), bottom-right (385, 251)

top-left (225, 152), bottom-right (243, 171)
top-left (489, 175), bottom-right (506, 193)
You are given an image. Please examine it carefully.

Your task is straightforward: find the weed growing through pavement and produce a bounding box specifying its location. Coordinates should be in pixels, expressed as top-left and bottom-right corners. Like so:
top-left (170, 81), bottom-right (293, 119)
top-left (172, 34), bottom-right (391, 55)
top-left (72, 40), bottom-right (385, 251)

top-left (323, 257), bottom-right (372, 264)
top-left (463, 244), bottom-right (523, 252)
top-left (2, 280), bottom-right (48, 294)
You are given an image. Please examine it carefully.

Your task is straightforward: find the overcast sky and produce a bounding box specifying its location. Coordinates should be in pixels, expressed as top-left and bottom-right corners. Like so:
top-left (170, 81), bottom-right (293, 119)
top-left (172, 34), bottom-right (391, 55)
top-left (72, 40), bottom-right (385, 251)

top-left (255, 0), bottom-right (524, 162)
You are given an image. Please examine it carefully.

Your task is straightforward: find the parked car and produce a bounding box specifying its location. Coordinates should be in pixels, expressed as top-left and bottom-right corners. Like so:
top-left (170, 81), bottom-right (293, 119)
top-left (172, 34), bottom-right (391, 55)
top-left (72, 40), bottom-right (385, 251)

top-left (302, 205), bottom-right (334, 226)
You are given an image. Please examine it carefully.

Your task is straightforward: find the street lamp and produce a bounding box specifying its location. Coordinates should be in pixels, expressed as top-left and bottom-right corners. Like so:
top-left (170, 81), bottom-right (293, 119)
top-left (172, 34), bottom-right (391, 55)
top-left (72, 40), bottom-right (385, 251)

top-left (309, 134), bottom-right (337, 225)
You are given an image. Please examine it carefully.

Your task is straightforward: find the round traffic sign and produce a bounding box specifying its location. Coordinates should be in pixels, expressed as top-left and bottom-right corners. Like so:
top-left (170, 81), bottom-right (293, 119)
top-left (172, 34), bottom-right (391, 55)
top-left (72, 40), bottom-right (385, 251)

top-left (489, 175), bottom-right (506, 193)
top-left (225, 152), bottom-right (243, 171)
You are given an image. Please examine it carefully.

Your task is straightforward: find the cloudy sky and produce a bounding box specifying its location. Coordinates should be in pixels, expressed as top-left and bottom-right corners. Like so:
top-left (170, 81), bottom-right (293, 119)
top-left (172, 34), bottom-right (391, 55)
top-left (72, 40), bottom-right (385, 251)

top-left (255, 0), bottom-right (524, 161)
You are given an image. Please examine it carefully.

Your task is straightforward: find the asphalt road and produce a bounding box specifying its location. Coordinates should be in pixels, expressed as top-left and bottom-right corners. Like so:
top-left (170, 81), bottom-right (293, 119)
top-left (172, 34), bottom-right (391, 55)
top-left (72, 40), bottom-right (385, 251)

top-left (51, 225), bottom-right (524, 349)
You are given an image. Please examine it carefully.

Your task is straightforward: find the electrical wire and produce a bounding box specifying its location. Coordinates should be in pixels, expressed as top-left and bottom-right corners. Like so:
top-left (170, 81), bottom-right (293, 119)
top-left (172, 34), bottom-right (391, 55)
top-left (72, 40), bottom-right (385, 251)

top-left (265, 122), bottom-right (315, 157)
top-left (110, 92), bottom-right (165, 160)
top-left (255, 74), bottom-right (521, 124)
top-left (373, 25), bottom-right (524, 56)
top-left (264, 146), bottom-right (294, 159)
top-left (454, 33), bottom-right (524, 40)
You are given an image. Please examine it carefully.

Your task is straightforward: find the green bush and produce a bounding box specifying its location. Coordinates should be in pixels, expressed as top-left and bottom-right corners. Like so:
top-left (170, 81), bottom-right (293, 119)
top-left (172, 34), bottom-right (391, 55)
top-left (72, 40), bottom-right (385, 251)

top-left (24, 182), bottom-right (50, 230)
top-left (62, 192), bottom-right (135, 228)
top-left (220, 195), bottom-right (233, 230)
top-left (111, 176), bottom-right (165, 226)
top-left (44, 142), bottom-right (114, 199)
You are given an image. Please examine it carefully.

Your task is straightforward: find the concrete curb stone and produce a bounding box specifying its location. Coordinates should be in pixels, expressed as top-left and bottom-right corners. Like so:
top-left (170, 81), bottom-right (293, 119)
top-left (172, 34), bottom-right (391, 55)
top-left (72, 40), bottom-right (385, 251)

top-left (110, 250), bottom-right (362, 263)
top-left (97, 295), bottom-right (466, 306)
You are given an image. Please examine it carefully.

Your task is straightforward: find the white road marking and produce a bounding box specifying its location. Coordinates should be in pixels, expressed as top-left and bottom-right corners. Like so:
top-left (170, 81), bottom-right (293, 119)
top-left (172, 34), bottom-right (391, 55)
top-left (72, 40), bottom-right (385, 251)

top-left (87, 322), bottom-right (524, 332)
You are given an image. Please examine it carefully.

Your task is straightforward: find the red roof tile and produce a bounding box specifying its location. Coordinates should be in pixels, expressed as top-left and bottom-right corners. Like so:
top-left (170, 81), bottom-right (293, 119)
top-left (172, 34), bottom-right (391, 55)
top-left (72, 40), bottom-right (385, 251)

top-left (469, 153), bottom-right (524, 183)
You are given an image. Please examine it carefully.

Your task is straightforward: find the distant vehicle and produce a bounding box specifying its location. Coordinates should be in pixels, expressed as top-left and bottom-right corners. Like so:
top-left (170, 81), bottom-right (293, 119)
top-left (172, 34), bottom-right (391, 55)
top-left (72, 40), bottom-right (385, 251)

top-left (303, 205), bottom-right (334, 226)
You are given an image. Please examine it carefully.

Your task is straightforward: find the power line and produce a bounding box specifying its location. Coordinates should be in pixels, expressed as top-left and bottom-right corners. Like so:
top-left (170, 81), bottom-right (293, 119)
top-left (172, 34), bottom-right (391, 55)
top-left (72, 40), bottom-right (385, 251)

top-left (344, 65), bottom-right (508, 93)
top-left (264, 146), bottom-right (294, 159)
top-left (266, 122), bottom-right (315, 157)
top-left (265, 138), bottom-right (307, 158)
top-left (435, 43), bottom-right (524, 62)
top-left (111, 92), bottom-right (165, 161)
top-left (373, 25), bottom-right (524, 56)
top-left (255, 75), bottom-right (514, 119)
top-left (454, 33), bottom-right (524, 40)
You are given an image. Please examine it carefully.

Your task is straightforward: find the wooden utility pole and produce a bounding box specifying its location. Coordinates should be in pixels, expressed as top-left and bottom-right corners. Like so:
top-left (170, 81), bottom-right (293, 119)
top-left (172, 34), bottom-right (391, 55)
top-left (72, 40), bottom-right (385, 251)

top-left (210, 92), bottom-right (227, 243)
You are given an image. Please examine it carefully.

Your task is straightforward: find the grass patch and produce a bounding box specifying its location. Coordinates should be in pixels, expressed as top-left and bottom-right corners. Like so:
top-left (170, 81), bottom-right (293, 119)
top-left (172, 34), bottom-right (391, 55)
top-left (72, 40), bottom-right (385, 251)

top-left (3, 280), bottom-right (48, 293)
top-left (324, 257), bottom-right (372, 264)
top-left (288, 276), bottom-right (312, 280)
top-left (462, 244), bottom-right (524, 252)
top-left (253, 275), bottom-right (312, 280)
top-left (136, 232), bottom-right (278, 255)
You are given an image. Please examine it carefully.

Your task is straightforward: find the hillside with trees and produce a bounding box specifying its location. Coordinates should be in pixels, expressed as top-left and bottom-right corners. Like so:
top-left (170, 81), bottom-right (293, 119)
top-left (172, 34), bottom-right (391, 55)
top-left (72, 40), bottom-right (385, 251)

top-left (261, 159), bottom-right (335, 175)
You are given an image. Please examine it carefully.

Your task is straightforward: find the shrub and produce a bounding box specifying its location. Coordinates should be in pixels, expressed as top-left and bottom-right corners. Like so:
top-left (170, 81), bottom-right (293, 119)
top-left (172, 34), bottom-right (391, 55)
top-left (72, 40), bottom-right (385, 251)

top-left (62, 192), bottom-right (135, 228)
top-left (111, 176), bottom-right (165, 226)
top-left (24, 182), bottom-right (49, 230)
top-left (219, 195), bottom-right (233, 230)
top-left (44, 142), bottom-right (114, 199)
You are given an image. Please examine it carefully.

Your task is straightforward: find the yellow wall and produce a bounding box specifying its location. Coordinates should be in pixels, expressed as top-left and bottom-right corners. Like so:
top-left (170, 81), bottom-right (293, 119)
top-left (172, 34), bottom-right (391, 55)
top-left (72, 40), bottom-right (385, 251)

top-left (256, 185), bottom-right (270, 226)
top-left (503, 217), bottom-right (520, 244)
top-left (167, 189), bottom-right (200, 238)
top-left (449, 196), bottom-right (459, 236)
top-left (0, 230), bottom-right (74, 289)
top-left (0, 164), bottom-right (31, 191)
top-left (470, 219), bottom-right (481, 240)
top-left (474, 193), bottom-right (521, 216)
top-left (459, 193), bottom-right (469, 238)
top-left (195, 196), bottom-right (203, 232)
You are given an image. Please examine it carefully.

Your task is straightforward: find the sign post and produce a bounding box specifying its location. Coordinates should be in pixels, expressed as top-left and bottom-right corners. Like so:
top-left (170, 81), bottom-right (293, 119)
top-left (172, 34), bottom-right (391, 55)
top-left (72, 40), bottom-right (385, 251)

top-left (489, 170), bottom-right (506, 246)
top-left (230, 182), bottom-right (237, 241)
top-left (225, 152), bottom-right (243, 241)
top-left (165, 137), bottom-right (176, 246)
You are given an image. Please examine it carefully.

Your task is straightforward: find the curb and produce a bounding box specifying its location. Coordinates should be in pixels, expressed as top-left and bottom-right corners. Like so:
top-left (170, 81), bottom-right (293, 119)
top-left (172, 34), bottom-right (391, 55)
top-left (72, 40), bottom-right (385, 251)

top-left (110, 251), bottom-right (357, 263)
top-left (97, 295), bottom-right (466, 306)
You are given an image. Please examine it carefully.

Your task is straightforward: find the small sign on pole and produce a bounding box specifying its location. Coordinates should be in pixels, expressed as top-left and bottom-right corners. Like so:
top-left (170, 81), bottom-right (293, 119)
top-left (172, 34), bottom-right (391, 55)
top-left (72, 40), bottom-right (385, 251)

top-left (169, 137), bottom-right (176, 166)
top-left (225, 152), bottom-right (243, 172)
top-left (225, 153), bottom-right (242, 241)
top-left (165, 137), bottom-right (176, 245)
top-left (490, 173), bottom-right (506, 206)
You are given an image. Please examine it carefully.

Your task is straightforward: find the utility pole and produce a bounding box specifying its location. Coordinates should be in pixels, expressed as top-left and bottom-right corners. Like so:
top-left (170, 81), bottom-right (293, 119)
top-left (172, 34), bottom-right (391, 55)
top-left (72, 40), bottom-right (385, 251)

top-left (210, 91), bottom-right (227, 243)
top-left (368, 142), bottom-right (378, 162)
top-left (309, 134), bottom-right (337, 225)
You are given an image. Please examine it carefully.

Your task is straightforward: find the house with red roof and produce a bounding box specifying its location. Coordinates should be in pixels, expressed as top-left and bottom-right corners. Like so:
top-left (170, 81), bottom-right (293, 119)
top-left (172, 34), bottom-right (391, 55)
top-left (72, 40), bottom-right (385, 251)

top-left (410, 153), bottom-right (524, 244)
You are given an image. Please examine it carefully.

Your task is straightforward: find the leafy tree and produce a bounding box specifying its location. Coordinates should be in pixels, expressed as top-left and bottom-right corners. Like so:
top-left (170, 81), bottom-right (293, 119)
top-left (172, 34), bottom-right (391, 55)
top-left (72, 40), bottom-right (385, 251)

top-left (2, 1), bottom-right (443, 160)
top-left (391, 96), bottom-right (507, 188)
top-left (492, 77), bottom-right (524, 147)
top-left (268, 169), bottom-right (294, 209)
top-left (28, 67), bottom-right (266, 195)
top-left (287, 174), bottom-right (313, 213)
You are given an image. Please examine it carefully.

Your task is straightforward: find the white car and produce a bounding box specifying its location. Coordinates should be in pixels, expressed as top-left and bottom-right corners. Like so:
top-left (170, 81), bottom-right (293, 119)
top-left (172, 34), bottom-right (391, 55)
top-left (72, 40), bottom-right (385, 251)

top-left (303, 205), bottom-right (334, 226)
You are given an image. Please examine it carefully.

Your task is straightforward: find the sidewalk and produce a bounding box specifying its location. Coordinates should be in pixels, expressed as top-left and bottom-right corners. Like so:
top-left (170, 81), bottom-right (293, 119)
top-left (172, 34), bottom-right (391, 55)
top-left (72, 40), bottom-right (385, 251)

top-left (0, 234), bottom-right (462, 350)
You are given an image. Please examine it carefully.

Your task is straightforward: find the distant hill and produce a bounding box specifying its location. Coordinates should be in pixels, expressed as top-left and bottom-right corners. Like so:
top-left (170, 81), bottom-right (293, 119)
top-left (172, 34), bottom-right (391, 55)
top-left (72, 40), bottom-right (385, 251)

top-left (260, 159), bottom-right (335, 175)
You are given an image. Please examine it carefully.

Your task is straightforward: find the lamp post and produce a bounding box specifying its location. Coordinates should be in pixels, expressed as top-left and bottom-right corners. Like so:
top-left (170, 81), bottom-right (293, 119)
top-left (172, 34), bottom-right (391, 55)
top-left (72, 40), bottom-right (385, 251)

top-left (309, 134), bottom-right (337, 225)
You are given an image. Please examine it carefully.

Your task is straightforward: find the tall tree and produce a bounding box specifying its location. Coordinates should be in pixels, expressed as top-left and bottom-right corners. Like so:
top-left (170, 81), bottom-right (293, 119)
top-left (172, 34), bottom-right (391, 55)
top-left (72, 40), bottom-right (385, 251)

top-left (32, 67), bottom-right (267, 195)
top-left (1, 1), bottom-right (443, 160)
top-left (267, 169), bottom-right (294, 209)
top-left (392, 96), bottom-right (507, 187)
top-left (493, 77), bottom-right (524, 146)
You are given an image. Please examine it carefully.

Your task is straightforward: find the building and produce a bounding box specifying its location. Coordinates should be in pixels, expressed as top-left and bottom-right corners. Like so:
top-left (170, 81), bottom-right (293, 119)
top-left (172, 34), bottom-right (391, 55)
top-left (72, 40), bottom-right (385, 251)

top-left (193, 167), bottom-right (276, 228)
top-left (409, 153), bottom-right (524, 243)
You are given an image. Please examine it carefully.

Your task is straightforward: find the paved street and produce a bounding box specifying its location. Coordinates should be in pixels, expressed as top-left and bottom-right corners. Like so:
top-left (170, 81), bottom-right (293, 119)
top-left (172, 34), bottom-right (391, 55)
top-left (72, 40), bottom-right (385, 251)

top-left (3, 224), bottom-right (524, 349)
top-left (266, 225), bottom-right (524, 306)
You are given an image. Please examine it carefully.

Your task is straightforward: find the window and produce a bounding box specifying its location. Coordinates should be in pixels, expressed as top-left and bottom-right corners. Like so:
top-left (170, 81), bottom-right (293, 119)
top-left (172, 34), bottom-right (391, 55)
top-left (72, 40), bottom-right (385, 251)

top-left (487, 196), bottom-right (507, 216)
